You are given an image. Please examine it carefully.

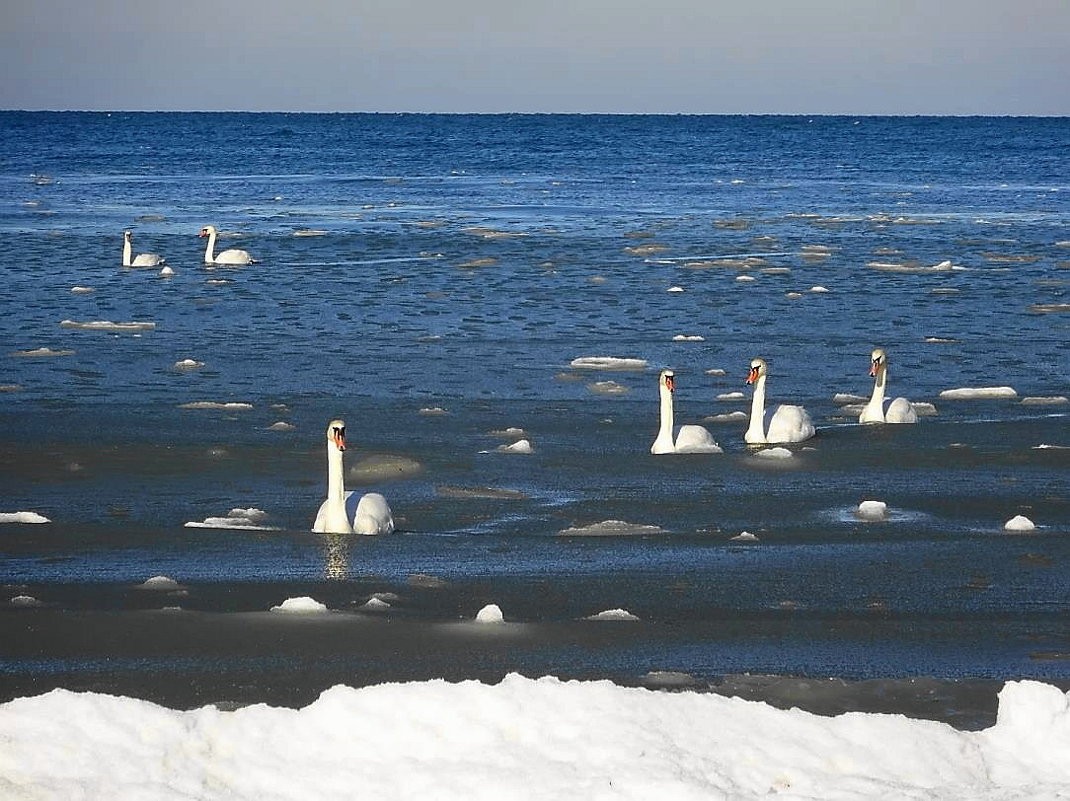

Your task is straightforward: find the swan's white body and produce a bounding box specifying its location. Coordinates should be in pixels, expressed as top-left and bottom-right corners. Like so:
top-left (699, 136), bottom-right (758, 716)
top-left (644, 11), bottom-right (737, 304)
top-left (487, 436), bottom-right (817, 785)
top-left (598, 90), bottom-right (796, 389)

top-left (651, 370), bottom-right (722, 454)
top-left (312, 419), bottom-right (395, 535)
top-left (860, 348), bottom-right (917, 424)
top-left (745, 358), bottom-right (815, 444)
top-left (200, 225), bottom-right (255, 266)
top-left (122, 231), bottom-right (164, 267)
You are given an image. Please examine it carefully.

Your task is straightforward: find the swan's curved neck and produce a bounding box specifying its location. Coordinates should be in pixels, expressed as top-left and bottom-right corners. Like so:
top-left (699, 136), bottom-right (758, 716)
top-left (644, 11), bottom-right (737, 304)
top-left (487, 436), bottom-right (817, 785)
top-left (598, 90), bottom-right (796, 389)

top-left (122, 238), bottom-right (132, 267)
top-left (327, 444), bottom-right (346, 502)
top-left (652, 381), bottom-right (675, 452)
top-left (746, 374), bottom-right (767, 442)
top-left (865, 365), bottom-right (887, 415)
top-left (203, 230), bottom-right (216, 263)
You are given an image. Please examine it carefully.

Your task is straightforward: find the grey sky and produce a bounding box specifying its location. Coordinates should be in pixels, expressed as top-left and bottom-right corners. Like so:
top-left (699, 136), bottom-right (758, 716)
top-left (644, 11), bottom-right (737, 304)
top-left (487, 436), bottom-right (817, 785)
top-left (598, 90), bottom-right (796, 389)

top-left (2, 0), bottom-right (1067, 114)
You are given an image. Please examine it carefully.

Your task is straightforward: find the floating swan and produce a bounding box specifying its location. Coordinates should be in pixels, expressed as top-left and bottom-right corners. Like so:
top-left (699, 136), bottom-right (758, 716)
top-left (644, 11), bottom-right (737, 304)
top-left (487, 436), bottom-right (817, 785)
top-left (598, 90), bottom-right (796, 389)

top-left (199, 225), bottom-right (255, 265)
top-left (122, 231), bottom-right (165, 267)
top-left (744, 358), bottom-right (815, 444)
top-left (860, 348), bottom-right (917, 424)
top-left (651, 369), bottom-right (722, 454)
top-left (312, 419), bottom-right (395, 535)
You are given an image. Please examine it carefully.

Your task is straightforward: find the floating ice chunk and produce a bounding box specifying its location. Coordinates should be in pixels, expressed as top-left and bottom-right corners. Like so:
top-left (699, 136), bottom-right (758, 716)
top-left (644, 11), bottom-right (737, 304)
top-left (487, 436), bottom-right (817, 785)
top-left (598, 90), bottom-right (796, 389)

top-left (60, 319), bottom-right (156, 332)
top-left (1021, 396), bottom-right (1069, 406)
top-left (731, 531), bottom-right (759, 542)
top-left (785, 292), bottom-right (803, 299)
top-left (419, 407), bottom-right (449, 416)
top-left (588, 380), bottom-right (628, 395)
top-left (0, 384), bottom-right (22, 392)
top-left (672, 334), bottom-right (705, 342)
top-left (1004, 515), bottom-right (1036, 532)
top-left (185, 508), bottom-right (278, 530)
top-left (569, 357), bottom-right (648, 371)
top-left (735, 275), bottom-right (756, 282)
top-left (9, 347), bottom-right (74, 358)
top-left (496, 439), bottom-right (533, 454)
top-left (174, 359), bottom-right (204, 369)
top-left (360, 597), bottom-right (391, 611)
top-left (558, 520), bottom-right (665, 537)
top-left (475, 604), bottom-right (504, 623)
top-left (856, 500), bottom-right (888, 521)
top-left (178, 401), bottom-right (254, 410)
top-left (667, 286), bottom-right (685, 293)
top-left (755, 447), bottom-right (794, 460)
top-left (911, 402), bottom-right (939, 416)
top-left (70, 286), bottom-right (95, 294)
top-left (1034, 444), bottom-right (1070, 450)
top-left (807, 286), bottom-right (830, 293)
top-left (489, 427), bottom-right (527, 438)
top-left (834, 393), bottom-right (868, 404)
top-left (924, 336), bottom-right (960, 343)
top-left (1031, 303), bottom-right (1070, 314)
top-left (9, 595), bottom-right (41, 607)
top-left (703, 411), bottom-right (748, 423)
top-left (266, 421), bottom-right (296, 431)
top-left (705, 368), bottom-right (727, 376)
top-left (137, 576), bottom-right (182, 590)
top-left (585, 608), bottom-right (639, 621)
top-left (0, 511), bottom-right (51, 524)
top-left (717, 391), bottom-right (745, 401)
top-left (159, 266), bottom-right (174, 277)
top-left (270, 597), bottom-right (328, 613)
top-left (292, 229), bottom-right (327, 237)
top-left (939, 386), bottom-right (1017, 400)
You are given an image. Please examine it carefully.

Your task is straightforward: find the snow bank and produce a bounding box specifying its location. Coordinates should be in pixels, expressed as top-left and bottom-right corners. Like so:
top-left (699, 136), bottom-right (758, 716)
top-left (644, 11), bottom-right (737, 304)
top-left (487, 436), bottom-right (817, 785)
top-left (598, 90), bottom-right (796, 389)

top-left (2, 676), bottom-right (1069, 800)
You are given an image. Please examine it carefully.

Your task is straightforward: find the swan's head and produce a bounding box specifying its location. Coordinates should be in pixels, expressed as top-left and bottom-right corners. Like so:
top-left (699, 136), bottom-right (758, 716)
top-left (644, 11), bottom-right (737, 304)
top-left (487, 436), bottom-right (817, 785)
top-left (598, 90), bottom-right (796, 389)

top-left (746, 358), bottom-right (767, 385)
top-left (325, 419), bottom-right (346, 452)
top-left (199, 225), bottom-right (217, 238)
top-left (123, 231), bottom-right (133, 242)
top-left (659, 369), bottom-right (675, 393)
top-left (870, 348), bottom-right (887, 376)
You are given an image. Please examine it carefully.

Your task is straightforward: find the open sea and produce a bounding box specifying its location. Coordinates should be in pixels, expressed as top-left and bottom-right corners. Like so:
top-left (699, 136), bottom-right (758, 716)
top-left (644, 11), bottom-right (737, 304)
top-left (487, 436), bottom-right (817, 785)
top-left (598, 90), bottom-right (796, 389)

top-left (1, 113), bottom-right (1068, 727)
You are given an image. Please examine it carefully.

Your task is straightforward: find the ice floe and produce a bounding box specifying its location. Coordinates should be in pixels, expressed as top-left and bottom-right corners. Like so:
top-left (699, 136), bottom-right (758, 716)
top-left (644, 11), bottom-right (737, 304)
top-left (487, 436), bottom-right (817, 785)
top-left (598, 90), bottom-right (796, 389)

top-left (717, 391), bottom-right (745, 401)
top-left (703, 411), bottom-right (748, 423)
top-left (9, 347), bottom-right (74, 358)
top-left (856, 500), bottom-right (889, 521)
top-left (184, 508), bottom-right (280, 531)
top-left (60, 319), bottom-right (156, 332)
top-left (754, 447), bottom-right (794, 460)
top-left (136, 576), bottom-right (183, 590)
top-left (584, 608), bottom-right (639, 621)
top-left (495, 439), bottom-right (533, 454)
top-left (0, 511), bottom-right (51, 524)
top-left (178, 401), bottom-right (254, 410)
top-left (558, 520), bottom-right (665, 537)
top-left (270, 597), bottom-right (328, 613)
top-left (939, 387), bottom-right (1018, 400)
top-left (587, 380), bottom-right (628, 395)
top-left (475, 604), bottom-right (504, 623)
top-left (9, 594), bottom-right (41, 607)
top-left (266, 421), bottom-right (296, 431)
top-left (569, 357), bottom-right (648, 371)
top-left (1004, 515), bottom-right (1036, 533)
top-left (70, 286), bottom-right (95, 294)
top-left (672, 334), bottom-right (705, 342)
top-left (1020, 396), bottom-right (1068, 406)
top-left (730, 531), bottom-right (760, 543)
top-left (174, 359), bottom-right (205, 369)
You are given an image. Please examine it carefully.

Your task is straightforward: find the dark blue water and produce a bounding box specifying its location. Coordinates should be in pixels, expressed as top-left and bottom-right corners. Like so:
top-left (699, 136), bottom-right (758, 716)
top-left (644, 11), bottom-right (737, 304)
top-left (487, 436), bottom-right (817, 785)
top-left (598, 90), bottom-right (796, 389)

top-left (1, 113), bottom-right (1068, 708)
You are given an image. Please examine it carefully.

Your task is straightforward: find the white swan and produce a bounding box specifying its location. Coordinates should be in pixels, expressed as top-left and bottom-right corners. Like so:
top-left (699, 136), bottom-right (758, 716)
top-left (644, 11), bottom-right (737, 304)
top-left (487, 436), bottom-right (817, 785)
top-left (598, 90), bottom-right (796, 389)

top-left (860, 348), bottom-right (917, 424)
top-left (312, 419), bottom-right (395, 535)
top-left (651, 369), bottom-right (722, 454)
top-left (200, 225), bottom-right (255, 266)
top-left (122, 231), bottom-right (165, 267)
top-left (744, 358), bottom-right (815, 444)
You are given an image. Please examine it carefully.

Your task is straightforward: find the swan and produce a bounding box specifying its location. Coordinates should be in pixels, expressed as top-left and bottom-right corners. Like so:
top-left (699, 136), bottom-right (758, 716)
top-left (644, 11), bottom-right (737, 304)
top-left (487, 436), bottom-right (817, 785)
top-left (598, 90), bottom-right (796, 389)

top-left (744, 358), bottom-right (815, 444)
top-left (200, 225), bottom-right (256, 265)
top-left (860, 348), bottom-right (917, 424)
top-left (312, 419), bottom-right (395, 535)
top-left (651, 369), bottom-right (723, 454)
top-left (122, 231), bottom-right (165, 267)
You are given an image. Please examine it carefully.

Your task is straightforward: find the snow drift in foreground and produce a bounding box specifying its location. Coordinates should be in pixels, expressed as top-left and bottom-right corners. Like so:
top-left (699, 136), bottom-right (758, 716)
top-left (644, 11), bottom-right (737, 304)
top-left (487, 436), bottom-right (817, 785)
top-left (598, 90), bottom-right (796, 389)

top-left (2, 676), bottom-right (1069, 800)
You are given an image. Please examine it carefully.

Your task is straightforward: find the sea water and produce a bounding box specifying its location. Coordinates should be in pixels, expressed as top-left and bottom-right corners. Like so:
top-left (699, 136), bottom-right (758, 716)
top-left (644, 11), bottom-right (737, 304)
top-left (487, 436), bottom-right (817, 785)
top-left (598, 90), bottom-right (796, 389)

top-left (0, 113), bottom-right (1068, 715)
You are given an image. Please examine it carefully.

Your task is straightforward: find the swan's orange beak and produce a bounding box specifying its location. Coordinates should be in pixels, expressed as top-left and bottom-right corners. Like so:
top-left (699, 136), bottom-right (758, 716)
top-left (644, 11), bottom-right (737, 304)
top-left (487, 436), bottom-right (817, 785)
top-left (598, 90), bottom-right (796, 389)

top-left (332, 429), bottom-right (346, 451)
top-left (746, 366), bottom-right (759, 384)
top-left (869, 360), bottom-right (880, 377)
top-left (199, 229), bottom-right (209, 238)
top-left (664, 374), bottom-right (675, 393)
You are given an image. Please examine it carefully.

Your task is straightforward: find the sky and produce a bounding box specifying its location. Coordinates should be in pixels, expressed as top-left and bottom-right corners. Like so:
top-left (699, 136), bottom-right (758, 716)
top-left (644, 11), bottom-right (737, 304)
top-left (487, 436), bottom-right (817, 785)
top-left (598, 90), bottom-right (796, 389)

top-left (2, 0), bottom-right (1068, 114)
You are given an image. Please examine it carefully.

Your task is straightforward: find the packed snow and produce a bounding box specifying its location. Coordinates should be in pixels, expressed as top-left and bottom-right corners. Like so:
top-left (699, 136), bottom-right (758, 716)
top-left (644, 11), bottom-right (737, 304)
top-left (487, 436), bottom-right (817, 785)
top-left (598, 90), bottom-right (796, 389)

top-left (2, 676), bottom-right (1069, 800)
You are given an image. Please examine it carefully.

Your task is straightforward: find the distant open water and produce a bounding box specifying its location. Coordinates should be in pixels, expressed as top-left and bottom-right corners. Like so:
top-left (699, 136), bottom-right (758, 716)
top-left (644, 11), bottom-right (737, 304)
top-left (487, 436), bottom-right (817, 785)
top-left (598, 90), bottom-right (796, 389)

top-left (0, 113), bottom-right (1068, 716)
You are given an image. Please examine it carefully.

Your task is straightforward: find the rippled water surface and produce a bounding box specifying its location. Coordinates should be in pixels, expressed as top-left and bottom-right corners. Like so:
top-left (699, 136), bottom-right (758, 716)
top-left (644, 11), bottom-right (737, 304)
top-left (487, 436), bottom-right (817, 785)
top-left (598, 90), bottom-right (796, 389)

top-left (1, 113), bottom-right (1068, 711)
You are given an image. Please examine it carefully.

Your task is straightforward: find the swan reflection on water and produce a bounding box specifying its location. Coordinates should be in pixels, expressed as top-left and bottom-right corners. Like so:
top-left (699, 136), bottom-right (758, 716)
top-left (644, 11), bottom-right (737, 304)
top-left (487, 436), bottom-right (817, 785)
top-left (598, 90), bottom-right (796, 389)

top-left (322, 533), bottom-right (350, 580)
